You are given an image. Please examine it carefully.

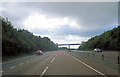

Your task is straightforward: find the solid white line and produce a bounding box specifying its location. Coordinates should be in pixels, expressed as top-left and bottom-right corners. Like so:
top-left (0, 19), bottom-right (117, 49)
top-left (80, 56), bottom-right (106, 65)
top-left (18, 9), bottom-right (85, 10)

top-left (19, 63), bottom-right (24, 65)
top-left (40, 67), bottom-right (48, 77)
top-left (51, 58), bottom-right (55, 63)
top-left (68, 54), bottom-right (107, 77)
top-left (9, 66), bottom-right (16, 69)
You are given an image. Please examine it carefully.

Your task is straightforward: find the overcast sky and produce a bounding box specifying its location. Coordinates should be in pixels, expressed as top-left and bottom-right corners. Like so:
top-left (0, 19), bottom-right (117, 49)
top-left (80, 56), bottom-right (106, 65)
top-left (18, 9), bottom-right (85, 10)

top-left (1, 1), bottom-right (118, 49)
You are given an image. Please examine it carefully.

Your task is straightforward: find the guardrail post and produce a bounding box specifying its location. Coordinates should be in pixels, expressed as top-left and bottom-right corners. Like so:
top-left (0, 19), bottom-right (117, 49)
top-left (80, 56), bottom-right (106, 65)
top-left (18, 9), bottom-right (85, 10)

top-left (102, 54), bottom-right (104, 60)
top-left (118, 56), bottom-right (119, 64)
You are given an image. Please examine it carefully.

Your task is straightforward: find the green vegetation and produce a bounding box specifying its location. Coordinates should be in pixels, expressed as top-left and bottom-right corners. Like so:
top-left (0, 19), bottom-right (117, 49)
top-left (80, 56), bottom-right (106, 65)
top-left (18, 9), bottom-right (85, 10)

top-left (1, 16), bottom-right (58, 58)
top-left (58, 47), bottom-right (68, 50)
top-left (78, 26), bottom-right (120, 51)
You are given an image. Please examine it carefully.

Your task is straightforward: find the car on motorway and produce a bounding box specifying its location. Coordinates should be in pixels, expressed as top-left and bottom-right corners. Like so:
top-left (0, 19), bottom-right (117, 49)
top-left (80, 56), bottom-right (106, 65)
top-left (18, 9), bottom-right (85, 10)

top-left (35, 50), bottom-right (43, 55)
top-left (93, 48), bottom-right (102, 52)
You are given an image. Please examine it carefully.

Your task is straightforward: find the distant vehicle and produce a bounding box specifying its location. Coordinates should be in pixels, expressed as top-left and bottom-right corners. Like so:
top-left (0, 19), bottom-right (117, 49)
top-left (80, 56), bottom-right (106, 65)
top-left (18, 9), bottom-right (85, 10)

top-left (93, 48), bottom-right (102, 52)
top-left (35, 50), bottom-right (43, 55)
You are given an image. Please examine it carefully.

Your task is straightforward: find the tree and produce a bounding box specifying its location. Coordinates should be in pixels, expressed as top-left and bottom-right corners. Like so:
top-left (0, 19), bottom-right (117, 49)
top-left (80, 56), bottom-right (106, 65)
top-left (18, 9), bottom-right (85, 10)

top-left (1, 16), bottom-right (58, 58)
top-left (78, 26), bottom-right (120, 51)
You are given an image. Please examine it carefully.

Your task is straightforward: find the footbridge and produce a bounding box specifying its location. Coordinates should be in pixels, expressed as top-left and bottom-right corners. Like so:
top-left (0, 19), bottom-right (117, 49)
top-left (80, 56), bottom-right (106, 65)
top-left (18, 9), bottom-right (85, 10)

top-left (57, 43), bottom-right (81, 49)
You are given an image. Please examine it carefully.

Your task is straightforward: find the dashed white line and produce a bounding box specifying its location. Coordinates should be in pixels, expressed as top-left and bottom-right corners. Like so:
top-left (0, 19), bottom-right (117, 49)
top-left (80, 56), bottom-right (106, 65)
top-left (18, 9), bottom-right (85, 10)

top-left (9, 66), bottom-right (16, 69)
top-left (26, 61), bottom-right (30, 63)
top-left (55, 55), bottom-right (57, 57)
top-left (51, 58), bottom-right (55, 63)
top-left (68, 54), bottom-right (107, 77)
top-left (40, 67), bottom-right (48, 77)
top-left (1, 55), bottom-right (34, 64)
top-left (0, 71), bottom-right (4, 73)
top-left (0, 62), bottom-right (8, 65)
top-left (29, 60), bottom-right (32, 62)
top-left (19, 63), bottom-right (24, 65)
top-left (0, 72), bottom-right (1, 75)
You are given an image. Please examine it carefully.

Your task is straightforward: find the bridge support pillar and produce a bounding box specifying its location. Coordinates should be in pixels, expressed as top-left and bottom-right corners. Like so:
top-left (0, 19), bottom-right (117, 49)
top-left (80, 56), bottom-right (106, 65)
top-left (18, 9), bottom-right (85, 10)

top-left (68, 45), bottom-right (70, 50)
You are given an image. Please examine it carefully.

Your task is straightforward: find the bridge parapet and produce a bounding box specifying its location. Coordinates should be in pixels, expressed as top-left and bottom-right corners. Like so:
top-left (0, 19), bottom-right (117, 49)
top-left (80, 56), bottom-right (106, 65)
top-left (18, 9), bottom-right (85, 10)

top-left (57, 43), bottom-right (80, 46)
top-left (57, 43), bottom-right (81, 49)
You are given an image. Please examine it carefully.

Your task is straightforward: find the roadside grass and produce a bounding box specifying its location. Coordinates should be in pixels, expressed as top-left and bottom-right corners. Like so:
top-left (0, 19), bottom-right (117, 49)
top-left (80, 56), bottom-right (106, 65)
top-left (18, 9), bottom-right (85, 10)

top-left (2, 53), bottom-right (34, 62)
top-left (2, 51), bottom-right (53, 62)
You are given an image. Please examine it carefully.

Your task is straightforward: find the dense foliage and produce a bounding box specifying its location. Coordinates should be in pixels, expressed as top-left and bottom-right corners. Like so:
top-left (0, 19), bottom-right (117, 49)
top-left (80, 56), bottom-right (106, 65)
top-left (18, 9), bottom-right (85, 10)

top-left (78, 26), bottom-right (120, 51)
top-left (1, 16), bottom-right (58, 57)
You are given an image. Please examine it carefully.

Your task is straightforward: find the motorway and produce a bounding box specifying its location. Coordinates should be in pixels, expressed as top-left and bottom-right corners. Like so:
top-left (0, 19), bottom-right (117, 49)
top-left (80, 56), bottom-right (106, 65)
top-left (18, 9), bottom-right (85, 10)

top-left (1, 51), bottom-right (119, 77)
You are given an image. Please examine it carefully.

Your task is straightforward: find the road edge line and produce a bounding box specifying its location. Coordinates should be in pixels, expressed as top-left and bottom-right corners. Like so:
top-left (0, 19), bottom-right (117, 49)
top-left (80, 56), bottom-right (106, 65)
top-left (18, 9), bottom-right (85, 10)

top-left (68, 53), bottom-right (107, 77)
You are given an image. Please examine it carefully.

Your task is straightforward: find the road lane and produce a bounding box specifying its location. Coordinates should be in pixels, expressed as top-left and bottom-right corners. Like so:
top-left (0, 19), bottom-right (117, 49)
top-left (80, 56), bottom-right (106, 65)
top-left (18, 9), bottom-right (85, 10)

top-left (45, 51), bottom-right (99, 75)
top-left (2, 51), bottom-right (57, 75)
top-left (68, 51), bottom-right (119, 75)
top-left (2, 50), bottom-right (118, 76)
top-left (69, 51), bottom-right (119, 74)
top-left (2, 51), bottom-right (54, 71)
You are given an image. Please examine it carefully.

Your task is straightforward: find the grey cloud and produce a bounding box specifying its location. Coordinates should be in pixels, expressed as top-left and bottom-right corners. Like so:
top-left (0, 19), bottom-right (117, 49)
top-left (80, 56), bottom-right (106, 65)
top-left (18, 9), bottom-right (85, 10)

top-left (2, 2), bottom-right (32, 29)
top-left (54, 24), bottom-right (107, 37)
top-left (23, 2), bottom-right (117, 26)
top-left (31, 24), bottom-right (117, 37)
top-left (2, 2), bottom-right (118, 37)
top-left (20, 2), bottom-right (118, 29)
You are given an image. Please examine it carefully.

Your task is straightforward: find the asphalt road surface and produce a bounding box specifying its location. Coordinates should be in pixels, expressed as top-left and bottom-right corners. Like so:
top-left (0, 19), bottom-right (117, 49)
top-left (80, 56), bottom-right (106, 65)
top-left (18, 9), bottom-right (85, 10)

top-left (69, 51), bottom-right (119, 72)
top-left (1, 51), bottom-right (119, 77)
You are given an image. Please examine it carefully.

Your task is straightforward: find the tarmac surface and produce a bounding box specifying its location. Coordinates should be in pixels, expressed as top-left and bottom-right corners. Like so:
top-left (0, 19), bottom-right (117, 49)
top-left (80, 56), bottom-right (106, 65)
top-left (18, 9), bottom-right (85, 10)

top-left (1, 51), bottom-right (119, 77)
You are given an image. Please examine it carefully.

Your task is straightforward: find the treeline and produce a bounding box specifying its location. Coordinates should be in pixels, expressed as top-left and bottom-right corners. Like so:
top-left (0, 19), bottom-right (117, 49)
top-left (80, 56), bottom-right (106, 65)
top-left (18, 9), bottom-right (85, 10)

top-left (78, 26), bottom-right (120, 51)
top-left (1, 16), bottom-right (58, 57)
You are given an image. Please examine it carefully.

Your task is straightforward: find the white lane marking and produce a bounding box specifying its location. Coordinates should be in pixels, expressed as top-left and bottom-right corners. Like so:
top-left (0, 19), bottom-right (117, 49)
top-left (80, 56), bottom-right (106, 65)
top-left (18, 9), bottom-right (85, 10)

top-left (26, 61), bottom-right (30, 63)
top-left (0, 62), bottom-right (8, 65)
top-left (30, 60), bottom-right (32, 61)
top-left (0, 72), bottom-right (2, 74)
top-left (1, 51), bottom-right (54, 64)
top-left (19, 63), bottom-right (24, 65)
top-left (0, 71), bottom-right (4, 73)
top-left (55, 55), bottom-right (57, 57)
top-left (0, 55), bottom-right (35, 64)
top-left (9, 66), bottom-right (16, 69)
top-left (68, 54), bottom-right (107, 77)
top-left (40, 67), bottom-right (48, 77)
top-left (51, 58), bottom-right (55, 63)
